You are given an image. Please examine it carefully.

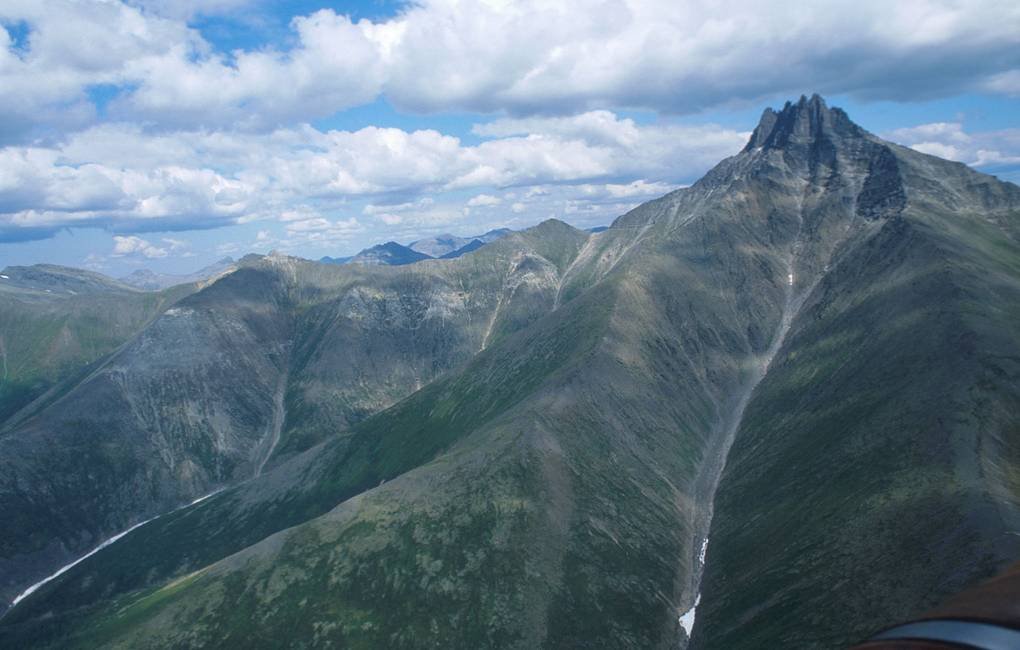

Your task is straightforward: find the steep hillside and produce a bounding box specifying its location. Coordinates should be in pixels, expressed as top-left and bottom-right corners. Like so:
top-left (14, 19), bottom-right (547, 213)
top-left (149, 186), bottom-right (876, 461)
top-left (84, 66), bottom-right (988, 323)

top-left (691, 103), bottom-right (1020, 648)
top-left (2, 96), bottom-right (1019, 650)
top-left (0, 266), bottom-right (196, 427)
top-left (0, 222), bottom-right (590, 611)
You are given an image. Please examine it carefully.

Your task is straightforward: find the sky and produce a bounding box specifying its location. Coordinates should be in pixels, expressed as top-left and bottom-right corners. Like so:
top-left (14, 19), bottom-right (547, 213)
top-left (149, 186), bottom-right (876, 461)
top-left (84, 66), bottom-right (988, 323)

top-left (1, 0), bottom-right (1019, 277)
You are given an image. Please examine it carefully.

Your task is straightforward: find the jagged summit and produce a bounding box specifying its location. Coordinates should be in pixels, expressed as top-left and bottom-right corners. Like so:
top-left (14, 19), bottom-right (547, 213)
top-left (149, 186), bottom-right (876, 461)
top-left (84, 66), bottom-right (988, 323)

top-left (4, 95), bottom-right (1020, 650)
top-left (742, 94), bottom-right (863, 152)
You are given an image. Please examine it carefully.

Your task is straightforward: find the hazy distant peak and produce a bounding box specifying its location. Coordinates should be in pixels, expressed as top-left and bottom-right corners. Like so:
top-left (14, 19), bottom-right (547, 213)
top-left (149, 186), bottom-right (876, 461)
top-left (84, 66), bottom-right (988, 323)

top-left (2, 264), bottom-right (137, 295)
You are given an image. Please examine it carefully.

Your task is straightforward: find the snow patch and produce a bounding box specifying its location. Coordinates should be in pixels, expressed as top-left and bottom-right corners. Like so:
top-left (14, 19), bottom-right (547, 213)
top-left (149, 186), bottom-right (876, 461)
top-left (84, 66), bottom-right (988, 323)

top-left (10, 518), bottom-right (156, 608)
top-left (0, 275), bottom-right (8, 279)
top-left (8, 488), bottom-right (224, 610)
top-left (679, 593), bottom-right (701, 637)
top-left (678, 536), bottom-right (710, 639)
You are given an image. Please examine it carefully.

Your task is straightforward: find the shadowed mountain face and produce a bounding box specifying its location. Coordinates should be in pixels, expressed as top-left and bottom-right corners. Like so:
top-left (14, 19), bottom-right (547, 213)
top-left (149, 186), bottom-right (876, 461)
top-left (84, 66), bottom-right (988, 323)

top-left (347, 241), bottom-right (432, 266)
top-left (320, 229), bottom-right (513, 267)
top-left (0, 223), bottom-right (589, 610)
top-left (1, 96), bottom-right (1018, 649)
top-left (410, 229), bottom-right (512, 257)
top-left (0, 266), bottom-right (198, 427)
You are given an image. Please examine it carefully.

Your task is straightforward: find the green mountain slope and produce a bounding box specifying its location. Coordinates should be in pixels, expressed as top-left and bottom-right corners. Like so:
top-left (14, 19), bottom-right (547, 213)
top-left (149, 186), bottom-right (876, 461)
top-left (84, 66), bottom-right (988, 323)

top-left (691, 142), bottom-right (1020, 647)
top-left (0, 265), bottom-right (195, 426)
top-left (1, 96), bottom-right (1019, 649)
top-left (0, 222), bottom-right (590, 610)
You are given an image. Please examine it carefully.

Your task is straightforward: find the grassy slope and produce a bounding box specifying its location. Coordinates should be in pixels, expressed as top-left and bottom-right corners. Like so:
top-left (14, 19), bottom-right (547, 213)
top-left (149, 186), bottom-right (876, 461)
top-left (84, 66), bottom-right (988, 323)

top-left (693, 175), bottom-right (1020, 646)
top-left (0, 224), bottom-right (593, 607)
top-left (6, 101), bottom-right (1020, 650)
top-left (0, 272), bottom-right (614, 648)
top-left (0, 281), bottom-right (193, 427)
top-left (0, 222), bottom-right (594, 641)
top-left (2, 177), bottom-right (805, 648)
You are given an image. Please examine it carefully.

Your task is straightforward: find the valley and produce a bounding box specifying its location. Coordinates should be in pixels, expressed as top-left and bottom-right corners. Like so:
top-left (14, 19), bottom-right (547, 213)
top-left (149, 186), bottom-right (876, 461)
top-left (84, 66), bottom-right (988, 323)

top-left (1, 95), bottom-right (1018, 649)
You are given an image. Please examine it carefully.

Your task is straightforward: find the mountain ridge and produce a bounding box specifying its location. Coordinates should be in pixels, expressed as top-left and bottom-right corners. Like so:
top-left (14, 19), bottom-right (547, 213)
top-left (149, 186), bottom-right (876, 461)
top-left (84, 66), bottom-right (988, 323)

top-left (1, 95), bottom-right (1019, 649)
top-left (119, 257), bottom-right (236, 291)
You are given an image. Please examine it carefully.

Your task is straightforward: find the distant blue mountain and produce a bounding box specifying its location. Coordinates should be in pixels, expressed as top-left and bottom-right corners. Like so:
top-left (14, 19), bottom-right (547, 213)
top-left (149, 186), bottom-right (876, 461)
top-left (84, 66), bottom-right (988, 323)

top-left (409, 228), bottom-right (511, 257)
top-left (348, 242), bottom-right (432, 266)
top-left (439, 239), bottom-right (486, 259)
top-left (318, 255), bottom-right (352, 265)
top-left (321, 227), bottom-right (514, 267)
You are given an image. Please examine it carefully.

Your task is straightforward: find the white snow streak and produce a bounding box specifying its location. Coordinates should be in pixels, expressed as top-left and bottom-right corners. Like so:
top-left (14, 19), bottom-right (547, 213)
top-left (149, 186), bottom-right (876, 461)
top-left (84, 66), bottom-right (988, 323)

top-left (8, 488), bottom-right (223, 610)
top-left (679, 536), bottom-right (710, 638)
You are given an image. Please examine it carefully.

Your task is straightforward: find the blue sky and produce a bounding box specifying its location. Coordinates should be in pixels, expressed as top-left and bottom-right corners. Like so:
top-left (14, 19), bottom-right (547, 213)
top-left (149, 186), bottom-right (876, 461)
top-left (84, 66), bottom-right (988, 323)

top-left (1, 0), bottom-right (1019, 277)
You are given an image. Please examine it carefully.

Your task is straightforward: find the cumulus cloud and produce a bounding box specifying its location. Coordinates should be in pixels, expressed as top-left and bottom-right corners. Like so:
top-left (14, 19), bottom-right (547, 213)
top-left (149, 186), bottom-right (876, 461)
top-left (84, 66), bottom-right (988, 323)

top-left (111, 235), bottom-right (168, 258)
top-left (112, 10), bottom-right (390, 130)
top-left (0, 0), bottom-right (198, 141)
top-left (3, 0), bottom-right (1020, 133)
top-left (0, 113), bottom-right (747, 241)
top-left (2, 0), bottom-right (1019, 251)
top-left (467, 194), bottom-right (501, 207)
top-left (0, 142), bottom-right (251, 240)
top-left (885, 122), bottom-right (1020, 173)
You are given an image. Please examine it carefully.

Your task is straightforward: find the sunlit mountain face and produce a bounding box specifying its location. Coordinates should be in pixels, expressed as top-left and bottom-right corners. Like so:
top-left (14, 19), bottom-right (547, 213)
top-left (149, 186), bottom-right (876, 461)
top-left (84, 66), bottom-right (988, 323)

top-left (2, 2), bottom-right (1020, 649)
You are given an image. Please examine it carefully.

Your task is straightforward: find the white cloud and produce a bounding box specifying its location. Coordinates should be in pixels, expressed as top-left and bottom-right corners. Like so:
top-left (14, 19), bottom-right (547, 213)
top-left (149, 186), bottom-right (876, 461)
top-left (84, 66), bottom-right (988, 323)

top-left (0, 0), bottom-right (198, 141)
top-left (3, 1), bottom-right (1020, 134)
top-left (2, 0), bottom-right (1018, 249)
top-left (126, 0), bottom-right (256, 20)
top-left (466, 194), bottom-right (501, 207)
top-left (0, 112), bottom-right (746, 241)
top-left (162, 237), bottom-right (188, 249)
top-left (111, 234), bottom-right (168, 258)
top-left (886, 121), bottom-right (1020, 170)
top-left (112, 10), bottom-right (388, 130)
top-left (0, 142), bottom-right (251, 239)
top-left (380, 0), bottom-right (1020, 114)
top-left (984, 70), bottom-right (1020, 96)
top-left (363, 198), bottom-right (435, 215)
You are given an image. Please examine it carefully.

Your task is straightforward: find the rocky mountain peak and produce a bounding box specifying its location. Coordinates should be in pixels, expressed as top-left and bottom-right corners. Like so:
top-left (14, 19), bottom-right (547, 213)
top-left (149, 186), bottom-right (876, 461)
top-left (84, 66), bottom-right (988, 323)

top-left (742, 93), bottom-right (863, 153)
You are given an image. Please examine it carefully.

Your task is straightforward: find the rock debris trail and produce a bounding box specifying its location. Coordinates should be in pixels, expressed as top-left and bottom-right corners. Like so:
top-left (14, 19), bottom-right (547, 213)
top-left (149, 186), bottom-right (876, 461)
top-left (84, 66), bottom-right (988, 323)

top-left (6, 489), bottom-right (224, 613)
top-left (553, 232), bottom-right (600, 311)
top-left (480, 254), bottom-right (522, 352)
top-left (255, 369), bottom-right (288, 476)
top-left (680, 252), bottom-right (821, 644)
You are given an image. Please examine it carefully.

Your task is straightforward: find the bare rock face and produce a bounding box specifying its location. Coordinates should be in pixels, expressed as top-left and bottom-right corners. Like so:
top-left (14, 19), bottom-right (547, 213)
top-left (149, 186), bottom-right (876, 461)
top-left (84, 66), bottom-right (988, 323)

top-left (0, 223), bottom-right (589, 608)
top-left (2, 96), bottom-right (1020, 650)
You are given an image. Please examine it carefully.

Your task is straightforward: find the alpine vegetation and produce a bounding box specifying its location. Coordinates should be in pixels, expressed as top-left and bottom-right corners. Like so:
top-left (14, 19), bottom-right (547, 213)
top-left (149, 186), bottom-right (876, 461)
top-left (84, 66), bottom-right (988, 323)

top-left (2, 1), bottom-right (1020, 648)
top-left (1, 94), bottom-right (1019, 649)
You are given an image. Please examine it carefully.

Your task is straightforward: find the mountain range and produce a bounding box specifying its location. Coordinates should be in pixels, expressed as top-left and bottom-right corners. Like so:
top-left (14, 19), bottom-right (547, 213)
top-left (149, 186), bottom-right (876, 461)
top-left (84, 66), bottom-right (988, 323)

top-left (320, 228), bottom-right (513, 266)
top-left (1, 95), bottom-right (1018, 649)
top-left (118, 258), bottom-right (237, 291)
